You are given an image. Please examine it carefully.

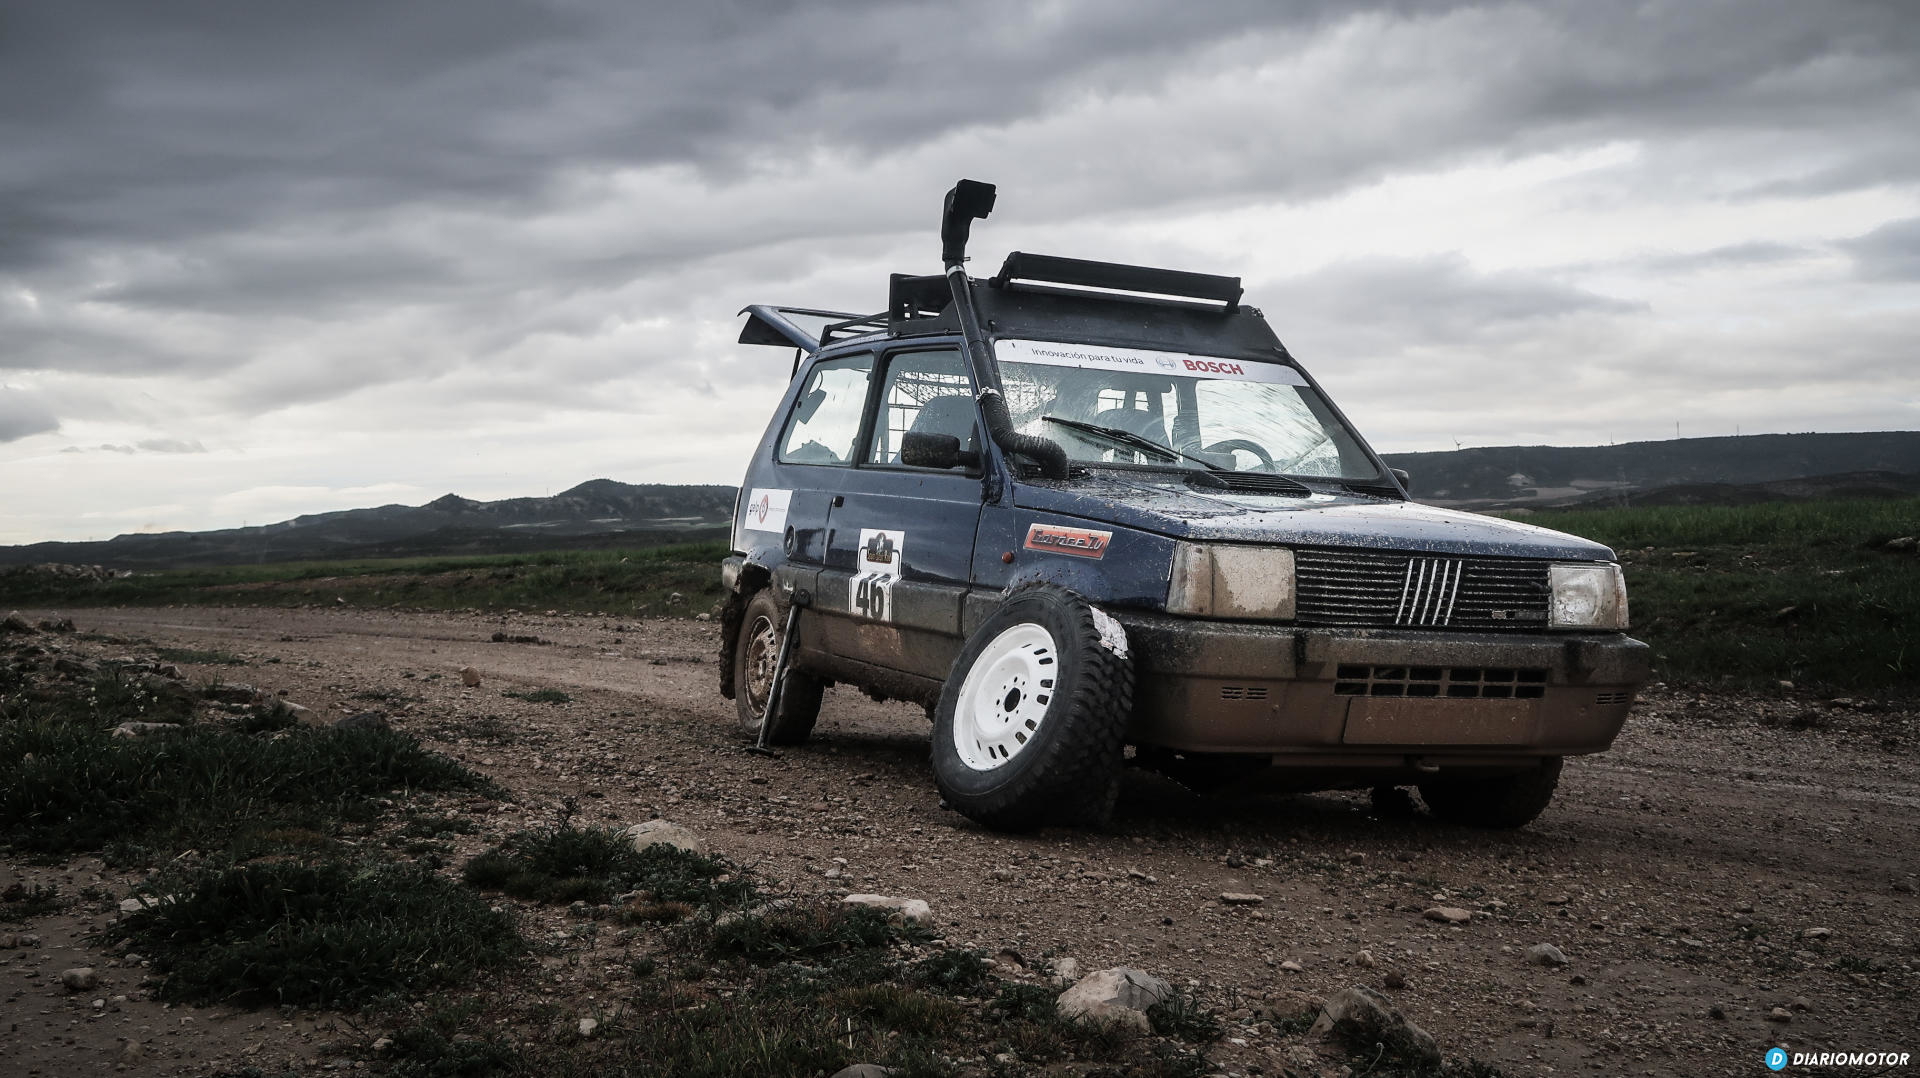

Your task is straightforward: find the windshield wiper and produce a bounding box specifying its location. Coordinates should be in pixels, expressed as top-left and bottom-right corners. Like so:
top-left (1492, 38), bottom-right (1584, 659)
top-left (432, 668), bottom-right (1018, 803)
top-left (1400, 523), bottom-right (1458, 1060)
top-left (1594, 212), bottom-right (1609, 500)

top-left (1041, 416), bottom-right (1224, 472)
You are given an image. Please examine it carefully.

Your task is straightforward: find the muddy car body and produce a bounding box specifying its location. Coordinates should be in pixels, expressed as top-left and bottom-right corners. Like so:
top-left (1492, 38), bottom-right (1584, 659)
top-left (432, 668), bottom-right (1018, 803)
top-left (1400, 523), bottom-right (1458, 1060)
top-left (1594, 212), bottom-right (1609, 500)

top-left (720, 180), bottom-right (1649, 830)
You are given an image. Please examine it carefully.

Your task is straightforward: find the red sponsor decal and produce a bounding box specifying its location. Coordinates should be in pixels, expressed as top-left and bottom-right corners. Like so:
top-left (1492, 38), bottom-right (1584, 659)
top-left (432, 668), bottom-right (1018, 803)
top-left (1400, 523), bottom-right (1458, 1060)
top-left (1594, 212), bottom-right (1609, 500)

top-left (1024, 523), bottom-right (1113, 559)
top-left (1182, 358), bottom-right (1244, 375)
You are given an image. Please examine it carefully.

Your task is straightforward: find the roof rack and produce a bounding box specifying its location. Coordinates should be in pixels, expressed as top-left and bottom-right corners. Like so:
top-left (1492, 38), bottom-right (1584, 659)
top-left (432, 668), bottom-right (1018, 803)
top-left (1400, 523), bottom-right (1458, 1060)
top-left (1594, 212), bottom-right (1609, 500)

top-left (820, 312), bottom-right (890, 344)
top-left (989, 251), bottom-right (1243, 313)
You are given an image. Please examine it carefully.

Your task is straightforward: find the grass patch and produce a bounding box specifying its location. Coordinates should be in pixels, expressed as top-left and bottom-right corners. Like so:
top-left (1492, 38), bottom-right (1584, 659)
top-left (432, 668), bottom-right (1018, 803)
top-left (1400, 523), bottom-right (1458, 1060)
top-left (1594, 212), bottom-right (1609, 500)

top-left (0, 540), bottom-right (729, 618)
top-left (0, 671), bottom-right (496, 860)
top-left (106, 858), bottom-right (522, 1009)
top-left (463, 822), bottom-right (755, 909)
top-left (1524, 497), bottom-right (1920, 695)
top-left (1, 882), bottom-right (64, 922)
top-left (502, 688), bottom-right (572, 705)
top-left (384, 1000), bottom-right (519, 1078)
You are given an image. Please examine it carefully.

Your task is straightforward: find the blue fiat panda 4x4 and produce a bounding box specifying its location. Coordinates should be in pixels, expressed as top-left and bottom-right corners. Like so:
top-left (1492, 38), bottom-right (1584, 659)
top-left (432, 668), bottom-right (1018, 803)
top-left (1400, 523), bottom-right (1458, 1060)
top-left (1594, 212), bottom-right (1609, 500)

top-left (718, 180), bottom-right (1649, 832)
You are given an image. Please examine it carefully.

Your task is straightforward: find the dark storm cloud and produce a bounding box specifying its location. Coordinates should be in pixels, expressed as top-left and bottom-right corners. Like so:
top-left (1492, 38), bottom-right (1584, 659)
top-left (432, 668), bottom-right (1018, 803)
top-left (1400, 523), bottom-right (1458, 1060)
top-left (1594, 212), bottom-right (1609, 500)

top-left (1, 0), bottom-right (1916, 418)
top-left (1844, 216), bottom-right (1920, 280)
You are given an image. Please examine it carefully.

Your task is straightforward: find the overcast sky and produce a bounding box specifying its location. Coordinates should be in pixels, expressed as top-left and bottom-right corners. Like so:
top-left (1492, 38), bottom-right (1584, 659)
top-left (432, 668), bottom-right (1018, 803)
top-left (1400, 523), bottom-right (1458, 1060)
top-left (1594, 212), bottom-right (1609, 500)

top-left (3, 0), bottom-right (1918, 543)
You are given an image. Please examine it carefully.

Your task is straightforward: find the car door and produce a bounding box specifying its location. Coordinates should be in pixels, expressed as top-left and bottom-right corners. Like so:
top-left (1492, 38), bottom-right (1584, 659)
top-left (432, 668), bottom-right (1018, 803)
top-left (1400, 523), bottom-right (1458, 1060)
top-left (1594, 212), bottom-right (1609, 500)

top-left (814, 346), bottom-right (986, 680)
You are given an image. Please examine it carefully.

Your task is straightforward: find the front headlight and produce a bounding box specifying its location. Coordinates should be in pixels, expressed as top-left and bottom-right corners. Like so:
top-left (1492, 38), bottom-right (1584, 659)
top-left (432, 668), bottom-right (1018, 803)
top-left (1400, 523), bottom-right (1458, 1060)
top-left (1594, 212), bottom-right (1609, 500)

top-left (1549, 562), bottom-right (1629, 630)
top-left (1167, 543), bottom-right (1295, 620)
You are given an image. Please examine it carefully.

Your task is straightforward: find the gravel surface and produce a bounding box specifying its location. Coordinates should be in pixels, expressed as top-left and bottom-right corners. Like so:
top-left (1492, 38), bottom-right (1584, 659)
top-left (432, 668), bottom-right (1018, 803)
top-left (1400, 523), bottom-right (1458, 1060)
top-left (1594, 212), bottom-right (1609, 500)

top-left (3, 605), bottom-right (1916, 1077)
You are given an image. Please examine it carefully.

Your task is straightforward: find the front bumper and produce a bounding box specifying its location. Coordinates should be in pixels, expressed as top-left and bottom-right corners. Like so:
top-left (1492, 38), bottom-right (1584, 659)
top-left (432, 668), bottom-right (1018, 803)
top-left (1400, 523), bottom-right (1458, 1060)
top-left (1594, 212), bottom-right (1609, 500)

top-left (1113, 612), bottom-right (1650, 761)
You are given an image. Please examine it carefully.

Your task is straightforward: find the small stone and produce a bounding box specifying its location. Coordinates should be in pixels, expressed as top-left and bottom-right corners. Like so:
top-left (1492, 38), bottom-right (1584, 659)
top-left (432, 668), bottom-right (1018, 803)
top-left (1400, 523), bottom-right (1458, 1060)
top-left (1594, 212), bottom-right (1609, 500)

top-left (1381, 971), bottom-right (1407, 990)
top-left (1526, 943), bottom-right (1569, 967)
top-left (1220, 892), bottom-right (1264, 906)
top-left (2, 611), bottom-right (37, 633)
top-left (371, 1037), bottom-right (393, 1052)
top-left (695, 612), bottom-right (712, 622)
top-left (829, 1066), bottom-right (895, 1078)
top-left (1884, 536), bottom-right (1917, 552)
top-left (119, 1040), bottom-right (143, 1062)
top-left (1424, 906), bottom-right (1472, 924)
top-left (1708, 1005), bottom-right (1725, 1020)
top-left (1051, 957), bottom-right (1081, 984)
top-left (1355, 950), bottom-right (1377, 969)
top-left (1789, 996), bottom-right (1813, 1012)
top-left (624, 819), bottom-right (707, 856)
top-left (461, 667), bottom-right (482, 687)
top-left (1279, 960), bottom-right (1304, 973)
top-left (112, 722), bottom-right (186, 739)
top-left (61, 968), bottom-right (98, 992)
top-left (842, 894), bottom-right (931, 924)
top-left (1055, 967), bottom-right (1172, 1032)
top-left (577, 1017), bottom-right (598, 1037)
top-left (1309, 986), bottom-right (1440, 1065)
top-left (1569, 974), bottom-right (1587, 986)
top-left (995, 948), bottom-right (1026, 969)
top-left (1802, 927), bottom-right (1833, 940)
top-left (1767, 1007), bottom-right (1793, 1023)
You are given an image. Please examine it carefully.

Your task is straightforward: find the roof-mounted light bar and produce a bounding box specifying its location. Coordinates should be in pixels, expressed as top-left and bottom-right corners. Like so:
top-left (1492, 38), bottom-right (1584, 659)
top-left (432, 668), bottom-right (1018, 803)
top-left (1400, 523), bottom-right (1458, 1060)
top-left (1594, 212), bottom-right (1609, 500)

top-left (989, 251), bottom-right (1243, 313)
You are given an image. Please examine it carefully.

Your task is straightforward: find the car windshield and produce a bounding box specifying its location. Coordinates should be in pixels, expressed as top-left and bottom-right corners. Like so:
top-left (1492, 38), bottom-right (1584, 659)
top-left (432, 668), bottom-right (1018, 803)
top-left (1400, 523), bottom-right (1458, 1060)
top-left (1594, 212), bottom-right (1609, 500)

top-left (992, 338), bottom-right (1382, 481)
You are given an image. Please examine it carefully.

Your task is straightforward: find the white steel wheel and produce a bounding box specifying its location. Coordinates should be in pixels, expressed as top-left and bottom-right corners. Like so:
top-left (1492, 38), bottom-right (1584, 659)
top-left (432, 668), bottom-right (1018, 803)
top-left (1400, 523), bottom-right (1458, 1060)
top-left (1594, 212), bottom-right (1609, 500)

top-left (951, 623), bottom-right (1059, 771)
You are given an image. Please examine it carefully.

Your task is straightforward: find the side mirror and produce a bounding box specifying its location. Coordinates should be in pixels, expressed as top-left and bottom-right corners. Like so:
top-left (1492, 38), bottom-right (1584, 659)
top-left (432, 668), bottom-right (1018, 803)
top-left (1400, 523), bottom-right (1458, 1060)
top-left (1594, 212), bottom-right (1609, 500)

top-left (1389, 467), bottom-right (1411, 492)
top-left (900, 432), bottom-right (979, 470)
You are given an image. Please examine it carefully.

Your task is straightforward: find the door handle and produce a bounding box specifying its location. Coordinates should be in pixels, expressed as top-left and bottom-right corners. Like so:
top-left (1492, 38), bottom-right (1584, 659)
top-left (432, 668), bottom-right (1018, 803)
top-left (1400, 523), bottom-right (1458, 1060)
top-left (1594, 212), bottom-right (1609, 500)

top-left (830, 495), bottom-right (844, 507)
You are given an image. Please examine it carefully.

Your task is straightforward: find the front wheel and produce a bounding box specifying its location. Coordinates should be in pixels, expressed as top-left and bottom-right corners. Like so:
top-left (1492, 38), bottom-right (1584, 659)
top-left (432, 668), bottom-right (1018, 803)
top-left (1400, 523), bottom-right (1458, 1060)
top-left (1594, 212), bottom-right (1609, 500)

top-left (733, 589), bottom-right (822, 746)
top-left (1417, 758), bottom-right (1562, 829)
top-left (931, 585), bottom-right (1134, 831)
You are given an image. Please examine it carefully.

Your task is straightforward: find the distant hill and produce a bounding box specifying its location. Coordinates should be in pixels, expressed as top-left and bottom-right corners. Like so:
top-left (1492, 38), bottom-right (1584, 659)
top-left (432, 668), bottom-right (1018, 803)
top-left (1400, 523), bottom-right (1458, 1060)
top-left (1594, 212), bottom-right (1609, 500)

top-left (0, 480), bottom-right (736, 570)
top-left (1382, 431), bottom-right (1920, 509)
top-left (7, 431), bottom-right (1917, 570)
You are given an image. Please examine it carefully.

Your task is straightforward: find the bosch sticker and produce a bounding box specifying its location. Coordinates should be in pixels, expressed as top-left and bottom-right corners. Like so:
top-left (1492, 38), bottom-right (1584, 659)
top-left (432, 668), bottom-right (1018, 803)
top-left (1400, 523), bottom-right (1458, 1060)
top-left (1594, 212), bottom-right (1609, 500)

top-left (741, 488), bottom-right (791, 533)
top-left (994, 338), bottom-right (1306, 386)
top-left (851, 528), bottom-right (905, 621)
top-left (1025, 523), bottom-right (1113, 559)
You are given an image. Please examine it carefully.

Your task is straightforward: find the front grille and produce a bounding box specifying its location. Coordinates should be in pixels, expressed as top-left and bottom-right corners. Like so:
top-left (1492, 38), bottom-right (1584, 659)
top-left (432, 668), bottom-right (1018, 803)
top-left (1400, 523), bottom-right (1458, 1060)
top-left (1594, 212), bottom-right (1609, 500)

top-left (1594, 690), bottom-right (1633, 705)
top-left (1335, 665), bottom-right (1548, 698)
top-left (1219, 685), bottom-right (1270, 701)
top-left (1293, 548), bottom-right (1552, 631)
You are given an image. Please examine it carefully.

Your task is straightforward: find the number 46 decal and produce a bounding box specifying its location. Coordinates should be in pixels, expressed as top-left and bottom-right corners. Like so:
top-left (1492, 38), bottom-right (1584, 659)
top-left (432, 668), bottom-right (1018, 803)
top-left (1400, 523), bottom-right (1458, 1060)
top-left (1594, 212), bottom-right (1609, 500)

top-left (850, 528), bottom-right (905, 623)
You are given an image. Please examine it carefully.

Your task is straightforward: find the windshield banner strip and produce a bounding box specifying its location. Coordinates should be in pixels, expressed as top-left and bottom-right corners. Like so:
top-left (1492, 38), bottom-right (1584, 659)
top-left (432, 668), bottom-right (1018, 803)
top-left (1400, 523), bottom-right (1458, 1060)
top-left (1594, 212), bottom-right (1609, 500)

top-left (994, 338), bottom-right (1306, 386)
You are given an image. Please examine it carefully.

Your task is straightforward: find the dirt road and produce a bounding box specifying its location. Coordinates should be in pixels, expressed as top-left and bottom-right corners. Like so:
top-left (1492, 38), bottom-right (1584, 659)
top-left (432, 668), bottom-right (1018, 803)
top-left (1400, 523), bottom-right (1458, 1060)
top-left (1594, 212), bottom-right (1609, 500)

top-left (6, 605), bottom-right (1917, 1077)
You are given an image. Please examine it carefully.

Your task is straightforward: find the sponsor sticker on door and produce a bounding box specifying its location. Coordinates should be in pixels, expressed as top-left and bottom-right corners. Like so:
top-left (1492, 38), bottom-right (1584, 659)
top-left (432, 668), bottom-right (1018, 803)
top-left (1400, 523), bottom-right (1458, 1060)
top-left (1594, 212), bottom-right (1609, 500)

top-left (851, 528), bottom-right (906, 622)
top-left (1025, 523), bottom-right (1113, 559)
top-left (741, 488), bottom-right (791, 533)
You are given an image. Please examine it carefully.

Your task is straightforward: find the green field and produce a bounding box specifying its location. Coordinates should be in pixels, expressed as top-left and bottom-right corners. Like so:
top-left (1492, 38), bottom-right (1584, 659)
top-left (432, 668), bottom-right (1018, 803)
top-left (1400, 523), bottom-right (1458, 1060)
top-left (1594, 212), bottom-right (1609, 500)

top-left (0, 541), bottom-right (731, 618)
top-left (6, 498), bottom-right (1917, 697)
top-left (1522, 497), bottom-right (1919, 697)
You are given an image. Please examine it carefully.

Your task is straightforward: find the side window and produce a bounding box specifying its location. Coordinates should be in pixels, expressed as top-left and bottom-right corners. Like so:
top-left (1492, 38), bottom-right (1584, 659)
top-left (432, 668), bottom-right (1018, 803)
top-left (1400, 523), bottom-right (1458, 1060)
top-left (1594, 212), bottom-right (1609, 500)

top-left (778, 353), bottom-right (874, 465)
top-left (867, 349), bottom-right (976, 467)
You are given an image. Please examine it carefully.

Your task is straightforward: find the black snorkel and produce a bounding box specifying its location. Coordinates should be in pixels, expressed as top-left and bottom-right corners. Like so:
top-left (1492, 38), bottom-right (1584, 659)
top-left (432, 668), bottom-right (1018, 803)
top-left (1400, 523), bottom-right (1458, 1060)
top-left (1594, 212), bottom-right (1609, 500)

top-left (940, 179), bottom-right (1070, 480)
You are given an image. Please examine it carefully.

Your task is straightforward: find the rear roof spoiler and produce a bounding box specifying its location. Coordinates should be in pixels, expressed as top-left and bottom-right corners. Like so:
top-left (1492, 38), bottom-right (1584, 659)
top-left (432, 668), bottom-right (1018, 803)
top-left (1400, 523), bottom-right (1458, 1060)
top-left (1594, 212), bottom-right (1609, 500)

top-left (736, 305), bottom-right (864, 354)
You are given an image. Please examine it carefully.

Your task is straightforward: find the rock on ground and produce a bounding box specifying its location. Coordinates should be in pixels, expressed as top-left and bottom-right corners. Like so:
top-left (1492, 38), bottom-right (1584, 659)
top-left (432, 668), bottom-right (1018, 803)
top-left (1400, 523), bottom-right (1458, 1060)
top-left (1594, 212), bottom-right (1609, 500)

top-left (60, 968), bottom-right (98, 993)
top-left (1056, 966), bottom-right (1173, 1032)
top-left (841, 894), bottom-right (931, 924)
top-left (1526, 943), bottom-right (1569, 966)
top-left (624, 819), bottom-right (707, 856)
top-left (1310, 986), bottom-right (1441, 1065)
top-left (1424, 906), bottom-right (1472, 924)
top-left (829, 1066), bottom-right (895, 1078)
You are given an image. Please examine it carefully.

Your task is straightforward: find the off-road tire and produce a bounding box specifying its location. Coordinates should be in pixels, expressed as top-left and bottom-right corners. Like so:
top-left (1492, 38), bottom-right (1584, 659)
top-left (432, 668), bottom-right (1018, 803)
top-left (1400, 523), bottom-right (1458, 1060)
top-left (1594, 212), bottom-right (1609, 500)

top-left (1417, 758), bottom-right (1562, 829)
top-left (733, 589), bottom-right (823, 746)
top-left (931, 584), bottom-right (1134, 831)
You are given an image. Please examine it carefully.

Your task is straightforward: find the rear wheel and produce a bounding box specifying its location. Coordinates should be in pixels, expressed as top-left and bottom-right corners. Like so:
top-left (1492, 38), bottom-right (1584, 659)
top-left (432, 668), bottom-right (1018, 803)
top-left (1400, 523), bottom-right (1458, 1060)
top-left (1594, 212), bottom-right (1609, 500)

top-left (1417, 758), bottom-right (1562, 829)
top-left (931, 585), bottom-right (1133, 831)
top-left (733, 589), bottom-right (822, 746)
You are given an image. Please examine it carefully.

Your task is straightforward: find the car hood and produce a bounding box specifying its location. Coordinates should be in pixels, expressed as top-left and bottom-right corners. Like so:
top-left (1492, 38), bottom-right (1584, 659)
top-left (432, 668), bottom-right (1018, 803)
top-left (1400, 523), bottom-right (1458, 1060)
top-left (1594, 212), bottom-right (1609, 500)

top-left (1014, 474), bottom-right (1615, 560)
